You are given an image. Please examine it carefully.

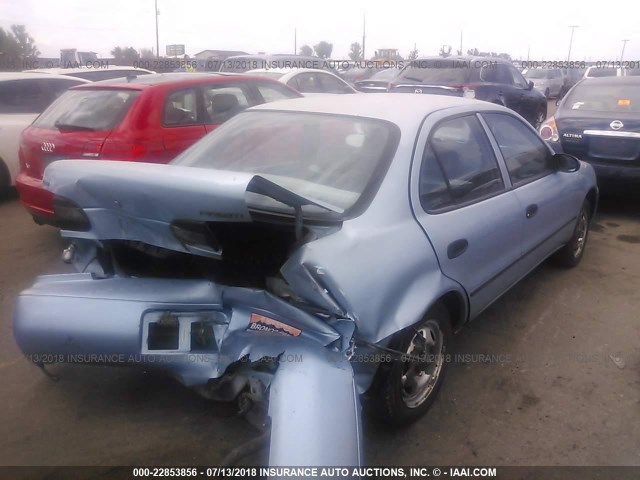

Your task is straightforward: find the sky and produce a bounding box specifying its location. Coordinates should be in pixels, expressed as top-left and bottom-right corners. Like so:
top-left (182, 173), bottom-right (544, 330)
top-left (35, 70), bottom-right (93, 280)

top-left (1, 0), bottom-right (639, 62)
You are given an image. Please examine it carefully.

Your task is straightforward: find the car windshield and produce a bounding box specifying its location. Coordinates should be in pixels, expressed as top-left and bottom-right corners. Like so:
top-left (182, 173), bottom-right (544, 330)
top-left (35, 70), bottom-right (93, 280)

top-left (33, 89), bottom-right (139, 131)
top-left (564, 83), bottom-right (640, 112)
top-left (525, 69), bottom-right (549, 79)
top-left (587, 68), bottom-right (617, 77)
top-left (172, 111), bottom-right (399, 217)
top-left (396, 60), bottom-right (472, 84)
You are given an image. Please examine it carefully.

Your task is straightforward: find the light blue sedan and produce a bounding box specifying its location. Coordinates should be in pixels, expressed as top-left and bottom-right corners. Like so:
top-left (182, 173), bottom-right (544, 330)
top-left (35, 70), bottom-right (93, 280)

top-left (14, 94), bottom-right (598, 466)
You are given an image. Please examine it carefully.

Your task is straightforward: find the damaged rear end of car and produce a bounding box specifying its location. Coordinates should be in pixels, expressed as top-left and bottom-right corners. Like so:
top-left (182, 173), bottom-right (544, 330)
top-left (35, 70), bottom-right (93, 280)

top-left (13, 108), bottom-right (404, 468)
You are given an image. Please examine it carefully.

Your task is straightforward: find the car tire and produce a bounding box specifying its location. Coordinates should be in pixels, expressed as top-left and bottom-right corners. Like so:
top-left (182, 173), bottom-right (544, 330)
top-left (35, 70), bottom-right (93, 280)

top-left (365, 302), bottom-right (453, 427)
top-left (0, 160), bottom-right (10, 200)
top-left (552, 200), bottom-right (591, 268)
top-left (544, 88), bottom-right (550, 99)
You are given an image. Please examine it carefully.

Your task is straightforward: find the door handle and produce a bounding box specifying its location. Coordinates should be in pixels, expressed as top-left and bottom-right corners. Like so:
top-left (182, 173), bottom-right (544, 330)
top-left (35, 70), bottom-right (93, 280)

top-left (447, 239), bottom-right (469, 259)
top-left (526, 204), bottom-right (538, 219)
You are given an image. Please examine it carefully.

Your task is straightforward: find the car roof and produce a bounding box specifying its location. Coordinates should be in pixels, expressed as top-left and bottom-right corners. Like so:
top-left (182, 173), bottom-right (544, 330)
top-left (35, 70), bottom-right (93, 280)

top-left (411, 55), bottom-right (512, 64)
top-left (247, 68), bottom-right (332, 75)
top-left (249, 92), bottom-right (492, 126)
top-left (69, 72), bottom-right (256, 90)
top-left (25, 66), bottom-right (154, 75)
top-left (0, 71), bottom-right (91, 82)
top-left (575, 76), bottom-right (640, 86)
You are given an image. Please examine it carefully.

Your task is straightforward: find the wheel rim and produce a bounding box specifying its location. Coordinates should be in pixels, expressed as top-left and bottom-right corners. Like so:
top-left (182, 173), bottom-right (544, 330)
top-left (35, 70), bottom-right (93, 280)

top-left (573, 210), bottom-right (588, 258)
top-left (401, 319), bottom-right (445, 409)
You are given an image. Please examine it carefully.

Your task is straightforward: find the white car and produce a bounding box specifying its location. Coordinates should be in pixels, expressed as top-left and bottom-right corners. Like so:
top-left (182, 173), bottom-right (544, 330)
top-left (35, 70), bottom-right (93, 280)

top-left (245, 68), bottom-right (358, 95)
top-left (583, 66), bottom-right (625, 79)
top-left (0, 72), bottom-right (89, 193)
top-left (24, 65), bottom-right (155, 82)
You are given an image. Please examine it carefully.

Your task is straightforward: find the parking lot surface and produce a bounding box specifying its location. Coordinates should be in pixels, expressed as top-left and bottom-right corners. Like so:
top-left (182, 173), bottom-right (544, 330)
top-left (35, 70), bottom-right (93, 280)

top-left (1, 179), bottom-right (638, 468)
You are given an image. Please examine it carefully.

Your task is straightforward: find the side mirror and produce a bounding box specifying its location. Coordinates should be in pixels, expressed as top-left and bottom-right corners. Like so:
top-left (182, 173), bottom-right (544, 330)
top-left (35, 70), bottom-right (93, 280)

top-left (554, 153), bottom-right (580, 172)
top-left (527, 80), bottom-right (534, 90)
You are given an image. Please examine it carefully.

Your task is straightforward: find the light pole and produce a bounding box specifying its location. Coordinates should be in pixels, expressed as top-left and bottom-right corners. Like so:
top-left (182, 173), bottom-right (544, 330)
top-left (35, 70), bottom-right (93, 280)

top-left (567, 25), bottom-right (579, 61)
top-left (155, 0), bottom-right (160, 59)
top-left (362, 14), bottom-right (366, 61)
top-left (621, 39), bottom-right (630, 62)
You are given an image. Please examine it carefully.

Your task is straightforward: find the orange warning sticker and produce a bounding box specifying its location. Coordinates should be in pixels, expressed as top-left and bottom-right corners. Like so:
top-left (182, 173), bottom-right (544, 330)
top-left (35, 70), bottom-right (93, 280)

top-left (247, 313), bottom-right (302, 337)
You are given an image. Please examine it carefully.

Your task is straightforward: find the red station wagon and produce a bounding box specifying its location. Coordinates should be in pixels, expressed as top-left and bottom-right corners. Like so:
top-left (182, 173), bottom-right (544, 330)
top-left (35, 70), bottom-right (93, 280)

top-left (16, 72), bottom-right (301, 224)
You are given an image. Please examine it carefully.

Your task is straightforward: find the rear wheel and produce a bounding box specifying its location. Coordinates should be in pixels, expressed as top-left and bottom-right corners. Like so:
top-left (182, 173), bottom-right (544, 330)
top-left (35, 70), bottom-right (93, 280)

top-left (552, 200), bottom-right (591, 268)
top-left (0, 160), bottom-right (10, 200)
top-left (366, 303), bottom-right (452, 426)
top-left (544, 88), bottom-right (550, 99)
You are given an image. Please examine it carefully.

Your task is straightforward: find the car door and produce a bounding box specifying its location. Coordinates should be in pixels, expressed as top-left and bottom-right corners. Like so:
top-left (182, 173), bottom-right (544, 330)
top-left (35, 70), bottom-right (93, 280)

top-left (316, 72), bottom-right (354, 94)
top-left (548, 70), bottom-right (562, 97)
top-left (507, 66), bottom-right (539, 123)
top-left (161, 87), bottom-right (206, 157)
top-left (0, 79), bottom-right (52, 185)
top-left (200, 83), bottom-right (251, 133)
top-left (482, 112), bottom-right (581, 271)
top-left (411, 112), bottom-right (524, 317)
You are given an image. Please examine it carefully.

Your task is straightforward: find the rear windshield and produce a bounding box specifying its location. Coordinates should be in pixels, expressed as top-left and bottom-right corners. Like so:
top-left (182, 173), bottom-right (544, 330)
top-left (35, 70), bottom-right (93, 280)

top-left (564, 83), bottom-right (640, 112)
top-left (33, 89), bottom-right (139, 131)
top-left (172, 111), bottom-right (399, 217)
top-left (525, 69), bottom-right (550, 79)
top-left (396, 60), bottom-right (473, 84)
top-left (245, 71), bottom-right (286, 80)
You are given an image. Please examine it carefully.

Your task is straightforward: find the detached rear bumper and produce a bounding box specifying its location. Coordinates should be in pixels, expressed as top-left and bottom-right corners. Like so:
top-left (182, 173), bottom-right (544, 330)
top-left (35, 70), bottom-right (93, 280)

top-left (13, 273), bottom-right (342, 387)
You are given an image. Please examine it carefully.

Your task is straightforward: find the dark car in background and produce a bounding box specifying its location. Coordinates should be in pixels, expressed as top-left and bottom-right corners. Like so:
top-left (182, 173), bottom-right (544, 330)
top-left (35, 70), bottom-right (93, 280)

top-left (16, 72), bottom-right (301, 223)
top-left (389, 57), bottom-right (547, 129)
top-left (540, 76), bottom-right (640, 186)
top-left (354, 68), bottom-right (400, 93)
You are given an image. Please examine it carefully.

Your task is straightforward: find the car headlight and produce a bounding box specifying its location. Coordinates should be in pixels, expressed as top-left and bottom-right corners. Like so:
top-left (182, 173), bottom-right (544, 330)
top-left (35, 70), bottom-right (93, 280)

top-left (540, 116), bottom-right (559, 142)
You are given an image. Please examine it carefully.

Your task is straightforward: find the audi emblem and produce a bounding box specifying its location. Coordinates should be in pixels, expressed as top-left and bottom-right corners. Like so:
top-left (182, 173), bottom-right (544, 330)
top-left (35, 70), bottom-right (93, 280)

top-left (41, 142), bottom-right (56, 153)
top-left (610, 120), bottom-right (624, 130)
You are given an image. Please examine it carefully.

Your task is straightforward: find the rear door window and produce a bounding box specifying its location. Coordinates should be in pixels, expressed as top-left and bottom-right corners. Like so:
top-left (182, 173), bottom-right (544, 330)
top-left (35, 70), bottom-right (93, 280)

top-left (202, 84), bottom-right (250, 124)
top-left (163, 88), bottom-right (200, 126)
top-left (43, 78), bottom-right (87, 100)
top-left (420, 115), bottom-right (505, 212)
top-left (317, 73), bottom-right (351, 93)
top-left (483, 113), bottom-right (554, 186)
top-left (33, 89), bottom-right (140, 130)
top-left (290, 73), bottom-right (323, 93)
top-left (0, 79), bottom-right (49, 114)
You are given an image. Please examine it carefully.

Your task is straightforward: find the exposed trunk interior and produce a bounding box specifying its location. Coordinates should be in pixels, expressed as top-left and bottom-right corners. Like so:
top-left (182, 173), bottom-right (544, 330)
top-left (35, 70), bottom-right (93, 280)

top-left (106, 220), bottom-right (301, 288)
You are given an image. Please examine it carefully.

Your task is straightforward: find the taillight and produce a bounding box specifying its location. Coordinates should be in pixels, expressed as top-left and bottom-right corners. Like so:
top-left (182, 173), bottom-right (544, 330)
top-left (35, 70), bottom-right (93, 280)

top-left (100, 139), bottom-right (148, 161)
top-left (540, 117), bottom-right (559, 142)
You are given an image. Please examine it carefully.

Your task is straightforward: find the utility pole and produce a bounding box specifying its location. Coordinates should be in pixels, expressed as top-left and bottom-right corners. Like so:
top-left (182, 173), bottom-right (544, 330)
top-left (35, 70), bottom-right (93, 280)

top-left (155, 0), bottom-right (160, 59)
top-left (362, 14), bottom-right (366, 61)
top-left (294, 28), bottom-right (297, 55)
top-left (621, 39), bottom-right (630, 61)
top-left (567, 25), bottom-right (579, 61)
top-left (460, 30), bottom-right (463, 55)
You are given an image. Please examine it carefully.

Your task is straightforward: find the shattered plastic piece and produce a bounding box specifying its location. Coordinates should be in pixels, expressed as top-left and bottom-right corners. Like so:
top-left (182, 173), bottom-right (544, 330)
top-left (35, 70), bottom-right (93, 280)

top-left (609, 354), bottom-right (625, 369)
